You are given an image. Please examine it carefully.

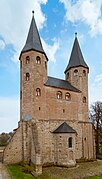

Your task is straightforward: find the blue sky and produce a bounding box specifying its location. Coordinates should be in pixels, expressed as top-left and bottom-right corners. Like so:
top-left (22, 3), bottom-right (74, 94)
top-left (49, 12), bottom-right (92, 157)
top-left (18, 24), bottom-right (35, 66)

top-left (0, 0), bottom-right (102, 133)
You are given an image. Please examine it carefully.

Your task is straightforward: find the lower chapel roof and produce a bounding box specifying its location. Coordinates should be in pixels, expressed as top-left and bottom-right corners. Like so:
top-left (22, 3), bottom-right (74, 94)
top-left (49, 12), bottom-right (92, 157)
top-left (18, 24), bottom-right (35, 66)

top-left (45, 76), bottom-right (80, 93)
top-left (53, 122), bottom-right (76, 133)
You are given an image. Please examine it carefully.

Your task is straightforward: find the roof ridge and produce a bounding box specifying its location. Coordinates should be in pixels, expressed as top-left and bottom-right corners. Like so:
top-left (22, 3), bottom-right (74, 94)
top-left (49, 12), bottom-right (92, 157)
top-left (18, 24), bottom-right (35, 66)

top-left (45, 76), bottom-right (81, 93)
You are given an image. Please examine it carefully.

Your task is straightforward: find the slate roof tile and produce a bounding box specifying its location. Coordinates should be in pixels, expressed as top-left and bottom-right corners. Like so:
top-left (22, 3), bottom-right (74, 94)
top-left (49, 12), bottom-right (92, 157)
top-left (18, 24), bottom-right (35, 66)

top-left (65, 36), bottom-right (89, 73)
top-left (53, 122), bottom-right (76, 133)
top-left (45, 76), bottom-right (80, 92)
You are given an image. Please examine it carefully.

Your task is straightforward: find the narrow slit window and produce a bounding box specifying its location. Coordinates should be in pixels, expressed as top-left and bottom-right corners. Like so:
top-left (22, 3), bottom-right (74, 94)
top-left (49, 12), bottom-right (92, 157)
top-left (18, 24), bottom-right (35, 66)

top-left (68, 137), bottom-right (72, 148)
top-left (83, 96), bottom-right (86, 103)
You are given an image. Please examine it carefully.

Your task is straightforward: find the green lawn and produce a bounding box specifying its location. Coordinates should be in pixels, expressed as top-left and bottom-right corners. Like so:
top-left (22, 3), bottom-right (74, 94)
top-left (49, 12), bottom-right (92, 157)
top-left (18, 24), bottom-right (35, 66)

top-left (7, 164), bottom-right (59, 179)
top-left (7, 161), bottom-right (102, 179)
top-left (85, 177), bottom-right (102, 179)
top-left (7, 165), bottom-right (35, 179)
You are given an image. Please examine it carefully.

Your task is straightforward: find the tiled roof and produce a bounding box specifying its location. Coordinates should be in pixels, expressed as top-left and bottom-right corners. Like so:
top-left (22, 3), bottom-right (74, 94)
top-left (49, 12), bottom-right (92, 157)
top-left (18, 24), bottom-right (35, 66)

top-left (65, 36), bottom-right (89, 73)
top-left (21, 14), bottom-right (48, 60)
top-left (53, 122), bottom-right (76, 133)
top-left (45, 76), bottom-right (80, 92)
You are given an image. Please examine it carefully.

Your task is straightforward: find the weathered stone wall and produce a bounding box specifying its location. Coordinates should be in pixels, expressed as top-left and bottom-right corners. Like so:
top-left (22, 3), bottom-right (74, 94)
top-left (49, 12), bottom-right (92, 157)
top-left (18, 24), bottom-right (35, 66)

top-left (20, 51), bottom-right (47, 121)
top-left (65, 67), bottom-right (88, 122)
top-left (34, 120), bottom-right (95, 166)
top-left (3, 123), bottom-right (23, 164)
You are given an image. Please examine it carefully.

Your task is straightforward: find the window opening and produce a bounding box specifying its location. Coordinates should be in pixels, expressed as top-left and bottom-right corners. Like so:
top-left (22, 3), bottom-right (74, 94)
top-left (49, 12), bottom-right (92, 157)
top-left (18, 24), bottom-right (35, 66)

top-left (26, 56), bottom-right (30, 64)
top-left (36, 56), bottom-right (41, 64)
top-left (83, 96), bottom-right (86, 103)
top-left (65, 92), bottom-right (71, 101)
top-left (63, 109), bottom-right (65, 113)
top-left (83, 70), bottom-right (86, 76)
top-left (26, 73), bottom-right (30, 81)
top-left (36, 88), bottom-right (41, 96)
top-left (68, 137), bottom-right (72, 148)
top-left (57, 91), bottom-right (62, 99)
top-left (74, 69), bottom-right (78, 76)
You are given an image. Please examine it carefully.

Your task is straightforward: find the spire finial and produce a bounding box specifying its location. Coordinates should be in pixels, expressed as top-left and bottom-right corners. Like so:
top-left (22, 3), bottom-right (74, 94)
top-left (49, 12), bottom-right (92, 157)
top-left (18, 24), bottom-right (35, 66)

top-left (75, 32), bottom-right (77, 38)
top-left (32, 10), bottom-right (34, 16)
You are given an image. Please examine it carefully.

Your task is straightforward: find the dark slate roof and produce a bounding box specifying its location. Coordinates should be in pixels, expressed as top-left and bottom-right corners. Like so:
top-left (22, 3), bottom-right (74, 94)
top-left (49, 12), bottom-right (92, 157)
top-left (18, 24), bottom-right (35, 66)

top-left (65, 36), bottom-right (89, 73)
top-left (21, 14), bottom-right (48, 60)
top-left (53, 122), bottom-right (76, 133)
top-left (45, 76), bottom-right (80, 92)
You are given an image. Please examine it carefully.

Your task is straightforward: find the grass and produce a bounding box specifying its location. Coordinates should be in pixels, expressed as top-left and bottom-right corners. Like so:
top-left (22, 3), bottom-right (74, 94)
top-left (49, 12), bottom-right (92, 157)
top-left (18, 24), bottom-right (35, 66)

top-left (7, 165), bottom-right (34, 179)
top-left (7, 164), bottom-right (59, 179)
top-left (7, 160), bottom-right (102, 179)
top-left (85, 177), bottom-right (102, 179)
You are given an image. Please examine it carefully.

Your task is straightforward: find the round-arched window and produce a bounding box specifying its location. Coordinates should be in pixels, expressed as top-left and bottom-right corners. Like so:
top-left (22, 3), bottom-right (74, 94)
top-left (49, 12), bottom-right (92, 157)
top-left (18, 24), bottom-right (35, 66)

top-left (26, 56), bottom-right (30, 64)
top-left (83, 70), bottom-right (86, 76)
top-left (65, 92), bottom-right (71, 101)
top-left (74, 69), bottom-right (78, 76)
top-left (26, 73), bottom-right (30, 81)
top-left (57, 91), bottom-right (62, 99)
top-left (36, 88), bottom-right (41, 96)
top-left (36, 56), bottom-right (41, 64)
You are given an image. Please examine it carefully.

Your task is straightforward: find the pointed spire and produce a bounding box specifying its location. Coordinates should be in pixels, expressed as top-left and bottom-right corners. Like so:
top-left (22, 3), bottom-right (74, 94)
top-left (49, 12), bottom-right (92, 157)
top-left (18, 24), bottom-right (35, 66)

top-left (65, 33), bottom-right (89, 73)
top-left (21, 11), bottom-right (45, 54)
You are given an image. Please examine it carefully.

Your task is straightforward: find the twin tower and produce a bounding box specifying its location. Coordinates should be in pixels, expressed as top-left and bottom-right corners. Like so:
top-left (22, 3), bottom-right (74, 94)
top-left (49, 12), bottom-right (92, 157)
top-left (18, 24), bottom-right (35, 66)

top-left (4, 13), bottom-right (95, 175)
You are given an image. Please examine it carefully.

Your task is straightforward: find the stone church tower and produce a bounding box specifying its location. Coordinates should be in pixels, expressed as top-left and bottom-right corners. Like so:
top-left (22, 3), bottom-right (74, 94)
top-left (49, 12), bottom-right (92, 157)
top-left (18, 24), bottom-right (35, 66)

top-left (3, 13), bottom-right (96, 175)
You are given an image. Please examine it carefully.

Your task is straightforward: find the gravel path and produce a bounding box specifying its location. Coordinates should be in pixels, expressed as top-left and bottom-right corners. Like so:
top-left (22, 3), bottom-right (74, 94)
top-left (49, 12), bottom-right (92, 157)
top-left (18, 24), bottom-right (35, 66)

top-left (43, 160), bottom-right (102, 179)
top-left (0, 163), bottom-right (10, 179)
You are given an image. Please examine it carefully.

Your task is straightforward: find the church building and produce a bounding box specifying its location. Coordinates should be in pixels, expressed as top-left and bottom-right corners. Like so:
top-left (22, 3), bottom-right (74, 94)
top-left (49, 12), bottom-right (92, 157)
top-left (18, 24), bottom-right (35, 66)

top-left (3, 12), bottom-right (95, 175)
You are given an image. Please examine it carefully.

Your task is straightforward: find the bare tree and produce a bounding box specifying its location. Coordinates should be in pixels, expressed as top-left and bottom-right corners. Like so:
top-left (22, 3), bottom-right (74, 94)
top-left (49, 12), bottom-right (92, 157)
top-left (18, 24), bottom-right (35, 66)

top-left (90, 101), bottom-right (102, 154)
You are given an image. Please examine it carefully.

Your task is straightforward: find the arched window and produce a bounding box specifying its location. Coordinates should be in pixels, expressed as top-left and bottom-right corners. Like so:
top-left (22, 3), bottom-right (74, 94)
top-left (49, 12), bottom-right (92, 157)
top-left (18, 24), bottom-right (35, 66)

top-left (36, 88), bottom-right (41, 96)
top-left (26, 56), bottom-right (30, 64)
top-left (57, 91), bottom-right (62, 99)
top-left (83, 96), bottom-right (86, 103)
top-left (36, 56), bottom-right (41, 64)
top-left (65, 92), bottom-right (71, 101)
top-left (74, 69), bottom-right (78, 76)
top-left (68, 137), bottom-right (72, 148)
top-left (26, 73), bottom-right (30, 81)
top-left (83, 70), bottom-right (86, 76)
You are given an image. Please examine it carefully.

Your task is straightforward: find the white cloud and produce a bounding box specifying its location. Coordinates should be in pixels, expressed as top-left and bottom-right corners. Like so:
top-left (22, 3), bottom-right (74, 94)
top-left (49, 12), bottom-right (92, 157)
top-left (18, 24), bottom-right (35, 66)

top-left (94, 74), bottom-right (102, 83)
top-left (0, 0), bottom-right (48, 62)
top-left (0, 97), bottom-right (19, 133)
top-left (89, 73), bottom-right (102, 104)
top-left (59, 0), bottom-right (102, 36)
top-left (0, 39), bottom-right (5, 50)
top-left (41, 38), bottom-right (60, 62)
